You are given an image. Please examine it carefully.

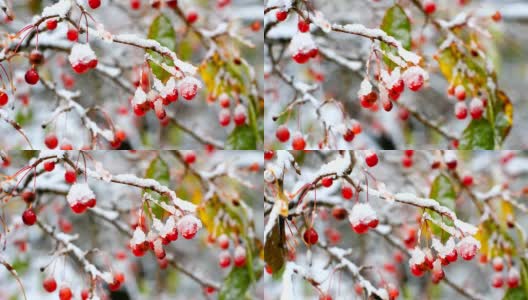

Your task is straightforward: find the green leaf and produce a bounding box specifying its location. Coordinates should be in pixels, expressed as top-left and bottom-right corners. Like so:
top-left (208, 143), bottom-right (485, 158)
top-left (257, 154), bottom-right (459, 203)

top-left (428, 175), bottom-right (456, 242)
top-left (226, 125), bottom-right (257, 150)
top-left (430, 175), bottom-right (456, 210)
top-left (218, 265), bottom-right (252, 300)
top-left (380, 5), bottom-right (411, 70)
top-left (503, 258), bottom-right (528, 300)
top-left (459, 118), bottom-right (495, 150)
top-left (147, 14), bottom-right (176, 82)
top-left (143, 156), bottom-right (171, 219)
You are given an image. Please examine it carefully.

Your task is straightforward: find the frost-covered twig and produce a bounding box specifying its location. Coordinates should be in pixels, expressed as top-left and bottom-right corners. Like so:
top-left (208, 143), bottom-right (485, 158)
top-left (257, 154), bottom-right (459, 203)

top-left (36, 221), bottom-right (114, 285)
top-left (40, 79), bottom-right (115, 149)
top-left (0, 109), bottom-right (34, 149)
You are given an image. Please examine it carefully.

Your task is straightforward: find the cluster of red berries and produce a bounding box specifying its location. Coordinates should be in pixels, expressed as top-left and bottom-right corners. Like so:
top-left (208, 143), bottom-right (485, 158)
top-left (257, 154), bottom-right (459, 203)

top-left (67, 183), bottom-right (97, 214)
top-left (490, 257), bottom-right (520, 289)
top-left (449, 85), bottom-right (486, 120)
top-left (215, 234), bottom-right (247, 268)
top-left (130, 214), bottom-right (200, 259)
top-left (409, 236), bottom-right (479, 283)
top-left (132, 76), bottom-right (200, 123)
top-left (217, 94), bottom-right (247, 127)
top-left (69, 43), bottom-right (98, 74)
top-left (401, 150), bottom-right (414, 168)
top-left (349, 203), bottom-right (379, 234)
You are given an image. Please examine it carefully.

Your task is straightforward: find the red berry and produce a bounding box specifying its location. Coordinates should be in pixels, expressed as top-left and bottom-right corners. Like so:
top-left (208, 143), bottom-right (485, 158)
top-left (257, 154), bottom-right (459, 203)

top-left (341, 186), bottom-right (353, 200)
top-left (352, 222), bottom-right (369, 234)
top-left (219, 251), bottom-right (231, 268)
top-left (29, 50), bottom-right (44, 65)
top-left (343, 129), bottom-right (355, 142)
top-left (303, 227), bottom-right (318, 245)
top-left (298, 19), bottom-right (310, 32)
top-left (331, 207), bottom-right (347, 220)
top-left (410, 264), bottom-right (424, 277)
top-left (66, 28), bottom-right (78, 41)
top-left (183, 151), bottom-right (196, 164)
top-left (0, 91), bottom-right (8, 106)
top-left (217, 234), bottom-right (230, 249)
top-left (88, 0), bottom-right (101, 9)
top-left (60, 143), bottom-right (73, 150)
top-left (321, 177), bottom-right (333, 187)
top-left (276, 10), bottom-right (288, 22)
top-left (387, 283), bottom-right (399, 300)
top-left (43, 277), bottom-right (57, 292)
top-left (46, 19), bottom-right (58, 30)
top-left (81, 289), bottom-right (90, 300)
top-left (22, 208), bottom-right (36, 225)
top-left (130, 0), bottom-right (141, 9)
top-left (365, 152), bottom-right (378, 167)
top-left (491, 273), bottom-right (504, 288)
top-left (455, 85), bottom-right (466, 101)
top-left (59, 286), bottom-right (73, 300)
top-left (234, 246), bottom-right (247, 267)
top-left (492, 257), bottom-right (504, 272)
top-left (276, 125), bottom-right (290, 142)
top-left (292, 51), bottom-right (310, 64)
top-left (85, 198), bottom-right (96, 208)
top-left (233, 105), bottom-right (247, 126)
top-left (399, 108), bottom-right (410, 121)
top-left (25, 68), bottom-right (40, 85)
top-left (462, 175), bottom-right (473, 186)
top-left (186, 11), bottom-right (198, 24)
top-left (43, 161), bottom-right (55, 172)
top-left (65, 170), bottom-right (77, 184)
top-left (44, 134), bottom-right (58, 149)
top-left (492, 11), bottom-right (502, 22)
top-left (21, 190), bottom-right (35, 203)
top-left (507, 268), bottom-right (520, 288)
top-left (217, 0), bottom-right (230, 8)
top-left (319, 294), bottom-right (332, 300)
top-left (470, 98), bottom-right (484, 119)
top-left (264, 150), bottom-right (274, 160)
top-left (199, 286), bottom-right (214, 296)
top-left (423, 0), bottom-right (436, 15)
top-left (455, 102), bottom-right (467, 119)
top-left (71, 201), bottom-right (87, 214)
top-left (367, 218), bottom-right (379, 228)
top-left (402, 156), bottom-right (413, 168)
top-left (292, 133), bottom-right (306, 150)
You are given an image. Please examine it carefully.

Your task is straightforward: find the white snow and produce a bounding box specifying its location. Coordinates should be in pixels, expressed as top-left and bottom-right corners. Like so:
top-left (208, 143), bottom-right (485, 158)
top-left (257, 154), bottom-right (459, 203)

top-left (409, 247), bottom-right (426, 266)
top-left (432, 237), bottom-right (456, 257)
top-left (349, 203), bottom-right (377, 225)
top-left (41, 0), bottom-right (71, 18)
top-left (402, 66), bottom-right (429, 84)
top-left (132, 87), bottom-right (148, 106)
top-left (66, 183), bottom-right (95, 205)
top-left (288, 32), bottom-right (316, 54)
top-left (312, 151), bottom-right (351, 180)
top-left (69, 43), bottom-right (97, 65)
top-left (444, 150), bottom-right (457, 163)
top-left (131, 227), bottom-right (146, 245)
top-left (358, 78), bottom-right (372, 98)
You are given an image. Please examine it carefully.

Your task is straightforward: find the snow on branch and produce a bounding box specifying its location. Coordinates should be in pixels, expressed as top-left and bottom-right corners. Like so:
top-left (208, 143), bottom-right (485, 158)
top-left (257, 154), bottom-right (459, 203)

top-left (37, 221), bottom-right (113, 284)
top-left (331, 23), bottom-right (421, 66)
